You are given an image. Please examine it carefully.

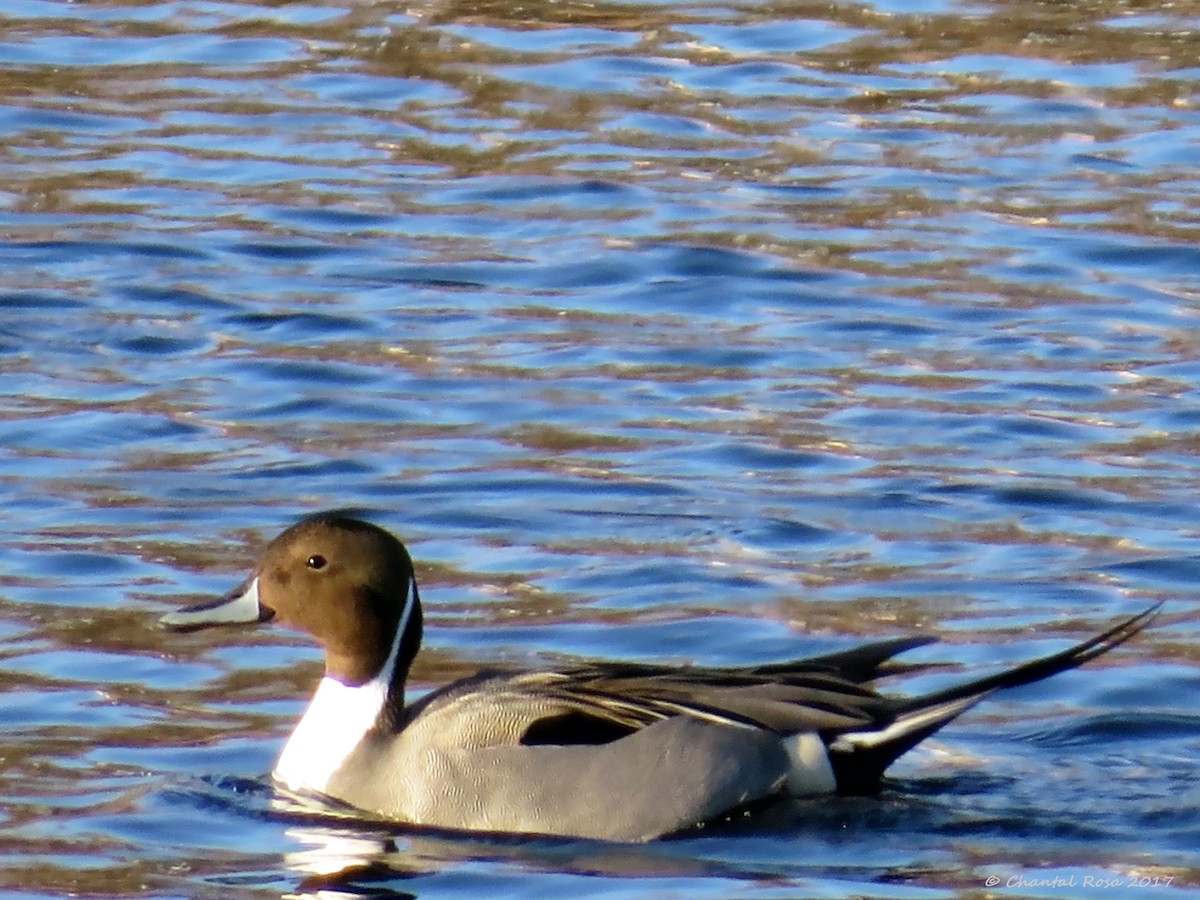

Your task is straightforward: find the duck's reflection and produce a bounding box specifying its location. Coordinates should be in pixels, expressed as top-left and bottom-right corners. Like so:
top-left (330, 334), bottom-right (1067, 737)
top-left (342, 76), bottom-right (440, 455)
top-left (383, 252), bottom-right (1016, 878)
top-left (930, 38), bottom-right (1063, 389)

top-left (279, 820), bottom-right (733, 891)
top-left (282, 826), bottom-right (412, 896)
top-left (273, 786), bottom-right (754, 897)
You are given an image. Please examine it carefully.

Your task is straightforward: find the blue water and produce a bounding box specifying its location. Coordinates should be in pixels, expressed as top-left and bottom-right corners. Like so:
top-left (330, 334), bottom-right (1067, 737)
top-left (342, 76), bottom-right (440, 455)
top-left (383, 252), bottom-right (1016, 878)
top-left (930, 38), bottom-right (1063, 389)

top-left (1, 0), bottom-right (1198, 896)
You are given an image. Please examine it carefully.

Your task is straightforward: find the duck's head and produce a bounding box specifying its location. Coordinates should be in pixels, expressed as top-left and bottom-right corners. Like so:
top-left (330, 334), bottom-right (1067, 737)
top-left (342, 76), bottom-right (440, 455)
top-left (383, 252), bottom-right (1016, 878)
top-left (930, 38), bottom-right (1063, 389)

top-left (161, 513), bottom-right (423, 686)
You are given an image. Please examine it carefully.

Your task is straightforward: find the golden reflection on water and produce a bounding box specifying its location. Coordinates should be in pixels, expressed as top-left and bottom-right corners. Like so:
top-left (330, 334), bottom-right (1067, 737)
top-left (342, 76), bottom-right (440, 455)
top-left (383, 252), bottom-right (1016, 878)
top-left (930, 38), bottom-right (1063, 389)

top-left (0, 0), bottom-right (1193, 253)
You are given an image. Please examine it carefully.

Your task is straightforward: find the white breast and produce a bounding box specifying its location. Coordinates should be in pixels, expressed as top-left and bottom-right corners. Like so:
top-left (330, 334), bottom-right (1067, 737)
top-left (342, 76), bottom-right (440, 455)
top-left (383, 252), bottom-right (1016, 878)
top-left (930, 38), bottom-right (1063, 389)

top-left (273, 671), bottom-right (391, 793)
top-left (272, 576), bottom-right (414, 793)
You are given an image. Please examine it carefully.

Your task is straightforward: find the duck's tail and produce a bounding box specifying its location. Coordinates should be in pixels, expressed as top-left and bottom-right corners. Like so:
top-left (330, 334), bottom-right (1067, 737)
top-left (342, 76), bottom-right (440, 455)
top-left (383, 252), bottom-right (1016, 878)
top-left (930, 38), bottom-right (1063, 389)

top-left (827, 603), bottom-right (1161, 792)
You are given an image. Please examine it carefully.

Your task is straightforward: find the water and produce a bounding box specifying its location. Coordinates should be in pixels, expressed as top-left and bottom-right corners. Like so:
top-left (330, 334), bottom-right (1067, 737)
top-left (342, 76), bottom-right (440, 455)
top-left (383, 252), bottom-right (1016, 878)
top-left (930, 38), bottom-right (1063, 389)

top-left (1, 0), bottom-right (1199, 896)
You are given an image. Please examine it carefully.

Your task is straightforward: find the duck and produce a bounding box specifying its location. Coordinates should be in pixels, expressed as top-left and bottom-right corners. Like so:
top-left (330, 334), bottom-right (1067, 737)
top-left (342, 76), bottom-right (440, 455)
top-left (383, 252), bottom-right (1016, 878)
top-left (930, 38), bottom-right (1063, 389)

top-left (161, 512), bottom-right (1158, 842)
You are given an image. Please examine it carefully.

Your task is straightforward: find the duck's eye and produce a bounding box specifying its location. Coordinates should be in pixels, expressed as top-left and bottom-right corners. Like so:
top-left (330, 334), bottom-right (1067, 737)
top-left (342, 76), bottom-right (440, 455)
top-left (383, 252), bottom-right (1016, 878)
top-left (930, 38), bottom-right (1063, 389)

top-left (307, 554), bottom-right (327, 570)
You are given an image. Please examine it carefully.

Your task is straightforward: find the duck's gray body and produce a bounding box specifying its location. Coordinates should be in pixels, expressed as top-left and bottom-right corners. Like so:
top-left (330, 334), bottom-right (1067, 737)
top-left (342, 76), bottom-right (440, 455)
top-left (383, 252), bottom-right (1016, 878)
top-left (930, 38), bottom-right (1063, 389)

top-left (333, 704), bottom-right (786, 841)
top-left (161, 513), bottom-right (1157, 842)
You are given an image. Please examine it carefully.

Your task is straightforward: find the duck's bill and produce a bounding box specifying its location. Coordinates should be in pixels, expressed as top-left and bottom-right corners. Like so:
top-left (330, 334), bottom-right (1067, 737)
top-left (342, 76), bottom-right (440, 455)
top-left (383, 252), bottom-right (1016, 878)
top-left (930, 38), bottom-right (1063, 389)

top-left (160, 576), bottom-right (274, 632)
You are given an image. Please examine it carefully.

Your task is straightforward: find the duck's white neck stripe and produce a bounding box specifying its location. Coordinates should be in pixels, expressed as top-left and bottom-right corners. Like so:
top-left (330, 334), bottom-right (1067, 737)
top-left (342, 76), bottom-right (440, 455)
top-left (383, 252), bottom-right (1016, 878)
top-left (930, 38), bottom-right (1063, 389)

top-left (272, 574), bottom-right (416, 794)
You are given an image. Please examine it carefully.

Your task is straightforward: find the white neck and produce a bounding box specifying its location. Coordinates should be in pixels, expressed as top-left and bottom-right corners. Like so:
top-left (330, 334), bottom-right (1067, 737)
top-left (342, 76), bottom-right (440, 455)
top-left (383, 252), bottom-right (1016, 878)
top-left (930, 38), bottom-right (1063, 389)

top-left (272, 576), bottom-right (414, 794)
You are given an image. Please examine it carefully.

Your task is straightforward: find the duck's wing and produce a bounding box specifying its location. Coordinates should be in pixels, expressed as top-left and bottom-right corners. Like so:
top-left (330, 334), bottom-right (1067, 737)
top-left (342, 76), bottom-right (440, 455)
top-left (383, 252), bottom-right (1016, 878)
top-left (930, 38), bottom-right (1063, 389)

top-left (750, 635), bottom-right (939, 682)
top-left (410, 604), bottom-right (1158, 785)
top-left (538, 667), bottom-right (896, 736)
top-left (404, 664), bottom-right (893, 750)
top-left (404, 633), bottom-right (930, 747)
top-left (502, 634), bottom-right (944, 739)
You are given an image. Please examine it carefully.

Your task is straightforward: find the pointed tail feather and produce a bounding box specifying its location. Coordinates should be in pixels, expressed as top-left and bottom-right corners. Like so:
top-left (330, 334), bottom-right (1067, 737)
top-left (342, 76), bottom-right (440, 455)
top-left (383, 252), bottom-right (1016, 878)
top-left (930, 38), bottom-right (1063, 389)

top-left (827, 603), bottom-right (1160, 792)
top-left (893, 602), bottom-right (1161, 716)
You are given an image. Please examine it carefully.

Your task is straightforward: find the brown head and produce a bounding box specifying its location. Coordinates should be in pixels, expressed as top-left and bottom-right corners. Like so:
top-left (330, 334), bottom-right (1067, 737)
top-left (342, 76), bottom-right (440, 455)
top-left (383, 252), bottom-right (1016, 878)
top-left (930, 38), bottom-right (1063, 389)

top-left (162, 514), bottom-right (424, 687)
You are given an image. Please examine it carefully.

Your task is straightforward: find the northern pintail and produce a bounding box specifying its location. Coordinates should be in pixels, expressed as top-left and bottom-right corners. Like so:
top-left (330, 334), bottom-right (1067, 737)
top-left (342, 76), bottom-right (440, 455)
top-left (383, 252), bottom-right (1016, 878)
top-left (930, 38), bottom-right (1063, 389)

top-left (161, 513), bottom-right (1157, 842)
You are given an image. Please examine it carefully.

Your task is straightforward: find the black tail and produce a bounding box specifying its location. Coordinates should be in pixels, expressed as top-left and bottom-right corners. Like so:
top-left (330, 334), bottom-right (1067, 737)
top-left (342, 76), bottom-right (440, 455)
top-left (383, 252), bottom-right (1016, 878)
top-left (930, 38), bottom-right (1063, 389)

top-left (828, 603), bottom-right (1160, 792)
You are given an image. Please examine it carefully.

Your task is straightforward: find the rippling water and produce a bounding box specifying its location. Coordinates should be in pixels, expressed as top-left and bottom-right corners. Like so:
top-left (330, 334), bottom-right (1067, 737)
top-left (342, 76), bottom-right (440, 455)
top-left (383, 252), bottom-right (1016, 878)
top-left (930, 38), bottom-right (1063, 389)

top-left (2, 0), bottom-right (1199, 896)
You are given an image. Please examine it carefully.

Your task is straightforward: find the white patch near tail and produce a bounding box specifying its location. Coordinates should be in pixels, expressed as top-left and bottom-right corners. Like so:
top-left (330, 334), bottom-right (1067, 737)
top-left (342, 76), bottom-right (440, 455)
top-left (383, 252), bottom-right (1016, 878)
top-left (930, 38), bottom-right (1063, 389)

top-left (782, 732), bottom-right (837, 795)
top-left (830, 694), bottom-right (984, 754)
top-left (273, 576), bottom-right (415, 793)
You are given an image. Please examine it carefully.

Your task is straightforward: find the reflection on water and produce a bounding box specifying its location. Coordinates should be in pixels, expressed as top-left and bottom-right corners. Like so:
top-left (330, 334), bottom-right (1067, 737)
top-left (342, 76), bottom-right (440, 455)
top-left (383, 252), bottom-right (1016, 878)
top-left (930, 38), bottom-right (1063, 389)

top-left (1, 0), bottom-right (1199, 895)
